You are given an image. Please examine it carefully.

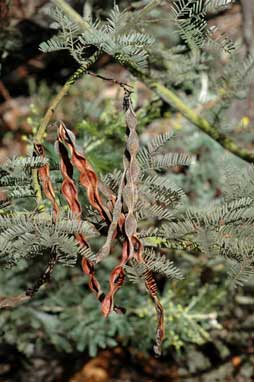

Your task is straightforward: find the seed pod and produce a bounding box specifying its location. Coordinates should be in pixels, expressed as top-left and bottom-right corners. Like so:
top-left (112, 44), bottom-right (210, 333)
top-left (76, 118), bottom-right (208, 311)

top-left (58, 122), bottom-right (111, 222)
top-left (57, 134), bottom-right (104, 302)
top-left (34, 143), bottom-right (60, 221)
top-left (122, 91), bottom-right (140, 259)
top-left (96, 170), bottom-right (126, 264)
top-left (101, 241), bottom-right (128, 317)
top-left (103, 91), bottom-right (165, 355)
top-left (27, 144), bottom-right (60, 295)
top-left (144, 270), bottom-right (165, 357)
top-left (103, 91), bottom-right (142, 316)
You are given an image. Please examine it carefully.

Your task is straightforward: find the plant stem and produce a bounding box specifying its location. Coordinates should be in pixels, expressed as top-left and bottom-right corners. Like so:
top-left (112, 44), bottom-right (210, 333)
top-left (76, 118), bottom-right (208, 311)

top-left (129, 64), bottom-right (254, 163)
top-left (35, 52), bottom-right (100, 144)
top-left (32, 167), bottom-right (44, 212)
top-left (137, 0), bottom-right (163, 18)
top-left (51, 0), bottom-right (254, 163)
top-left (147, 80), bottom-right (254, 162)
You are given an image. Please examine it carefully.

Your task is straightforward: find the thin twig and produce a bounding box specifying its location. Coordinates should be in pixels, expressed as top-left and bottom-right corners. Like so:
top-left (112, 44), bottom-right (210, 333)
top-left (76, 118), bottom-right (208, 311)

top-left (147, 79), bottom-right (254, 162)
top-left (34, 52), bottom-right (100, 144)
top-left (137, 0), bottom-right (163, 19)
top-left (0, 294), bottom-right (31, 309)
top-left (87, 71), bottom-right (133, 92)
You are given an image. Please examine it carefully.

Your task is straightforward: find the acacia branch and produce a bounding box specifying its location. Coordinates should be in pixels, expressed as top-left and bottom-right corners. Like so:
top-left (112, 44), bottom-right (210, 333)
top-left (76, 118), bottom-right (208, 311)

top-left (52, 0), bottom-right (254, 163)
top-left (137, 0), bottom-right (163, 18)
top-left (145, 79), bottom-right (254, 163)
top-left (34, 52), bottom-right (100, 144)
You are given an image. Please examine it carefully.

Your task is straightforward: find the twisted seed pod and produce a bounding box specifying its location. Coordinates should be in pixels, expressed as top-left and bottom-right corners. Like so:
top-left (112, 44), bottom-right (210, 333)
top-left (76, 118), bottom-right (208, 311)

top-left (101, 240), bottom-right (128, 316)
top-left (56, 136), bottom-right (104, 301)
top-left (102, 91), bottom-right (141, 317)
top-left (34, 143), bottom-right (60, 220)
top-left (58, 122), bottom-right (111, 222)
top-left (124, 94), bottom-right (164, 356)
top-left (144, 270), bottom-right (165, 357)
top-left (96, 170), bottom-right (126, 264)
top-left (57, 130), bottom-right (124, 314)
top-left (25, 144), bottom-right (60, 296)
top-left (122, 91), bottom-right (140, 259)
top-left (97, 170), bottom-right (127, 317)
top-left (103, 92), bottom-right (165, 355)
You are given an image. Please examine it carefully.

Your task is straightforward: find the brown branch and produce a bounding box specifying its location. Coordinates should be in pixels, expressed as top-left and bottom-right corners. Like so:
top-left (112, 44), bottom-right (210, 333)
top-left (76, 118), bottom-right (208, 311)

top-left (0, 294), bottom-right (31, 309)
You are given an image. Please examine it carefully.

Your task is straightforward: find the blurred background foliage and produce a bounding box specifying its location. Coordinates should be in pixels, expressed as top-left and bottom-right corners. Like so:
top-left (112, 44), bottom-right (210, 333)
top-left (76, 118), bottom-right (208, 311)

top-left (0, 1), bottom-right (253, 381)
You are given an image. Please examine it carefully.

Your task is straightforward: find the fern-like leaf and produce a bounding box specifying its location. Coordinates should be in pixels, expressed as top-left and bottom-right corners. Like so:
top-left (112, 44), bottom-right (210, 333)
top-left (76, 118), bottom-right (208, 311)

top-left (144, 249), bottom-right (184, 279)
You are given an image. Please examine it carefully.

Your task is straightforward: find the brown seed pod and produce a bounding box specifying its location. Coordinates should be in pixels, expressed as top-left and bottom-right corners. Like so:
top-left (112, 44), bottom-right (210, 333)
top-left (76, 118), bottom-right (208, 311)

top-left (56, 129), bottom-right (124, 314)
top-left (122, 91), bottom-right (140, 260)
top-left (96, 170), bottom-right (126, 264)
top-left (102, 91), bottom-right (142, 316)
top-left (102, 91), bottom-right (165, 355)
top-left (101, 240), bottom-right (128, 317)
top-left (56, 135), bottom-right (104, 301)
top-left (57, 122), bottom-right (111, 222)
top-left (26, 144), bottom-right (60, 296)
top-left (144, 270), bottom-right (165, 357)
top-left (34, 143), bottom-right (60, 220)
top-left (31, 96), bottom-right (164, 354)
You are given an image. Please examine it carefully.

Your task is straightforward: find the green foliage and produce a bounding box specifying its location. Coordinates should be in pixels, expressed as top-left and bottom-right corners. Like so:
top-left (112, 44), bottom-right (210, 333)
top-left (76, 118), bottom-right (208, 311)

top-left (125, 248), bottom-right (184, 283)
top-left (0, 260), bottom-right (226, 356)
top-left (215, 52), bottom-right (254, 102)
top-left (171, 0), bottom-right (235, 52)
top-left (40, 5), bottom-right (154, 70)
top-left (1, 0), bottom-right (253, 363)
top-left (1, 118), bottom-right (253, 356)
top-left (38, 0), bottom-right (254, 130)
top-left (0, 129), bottom-right (190, 276)
top-left (0, 213), bottom-right (97, 269)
